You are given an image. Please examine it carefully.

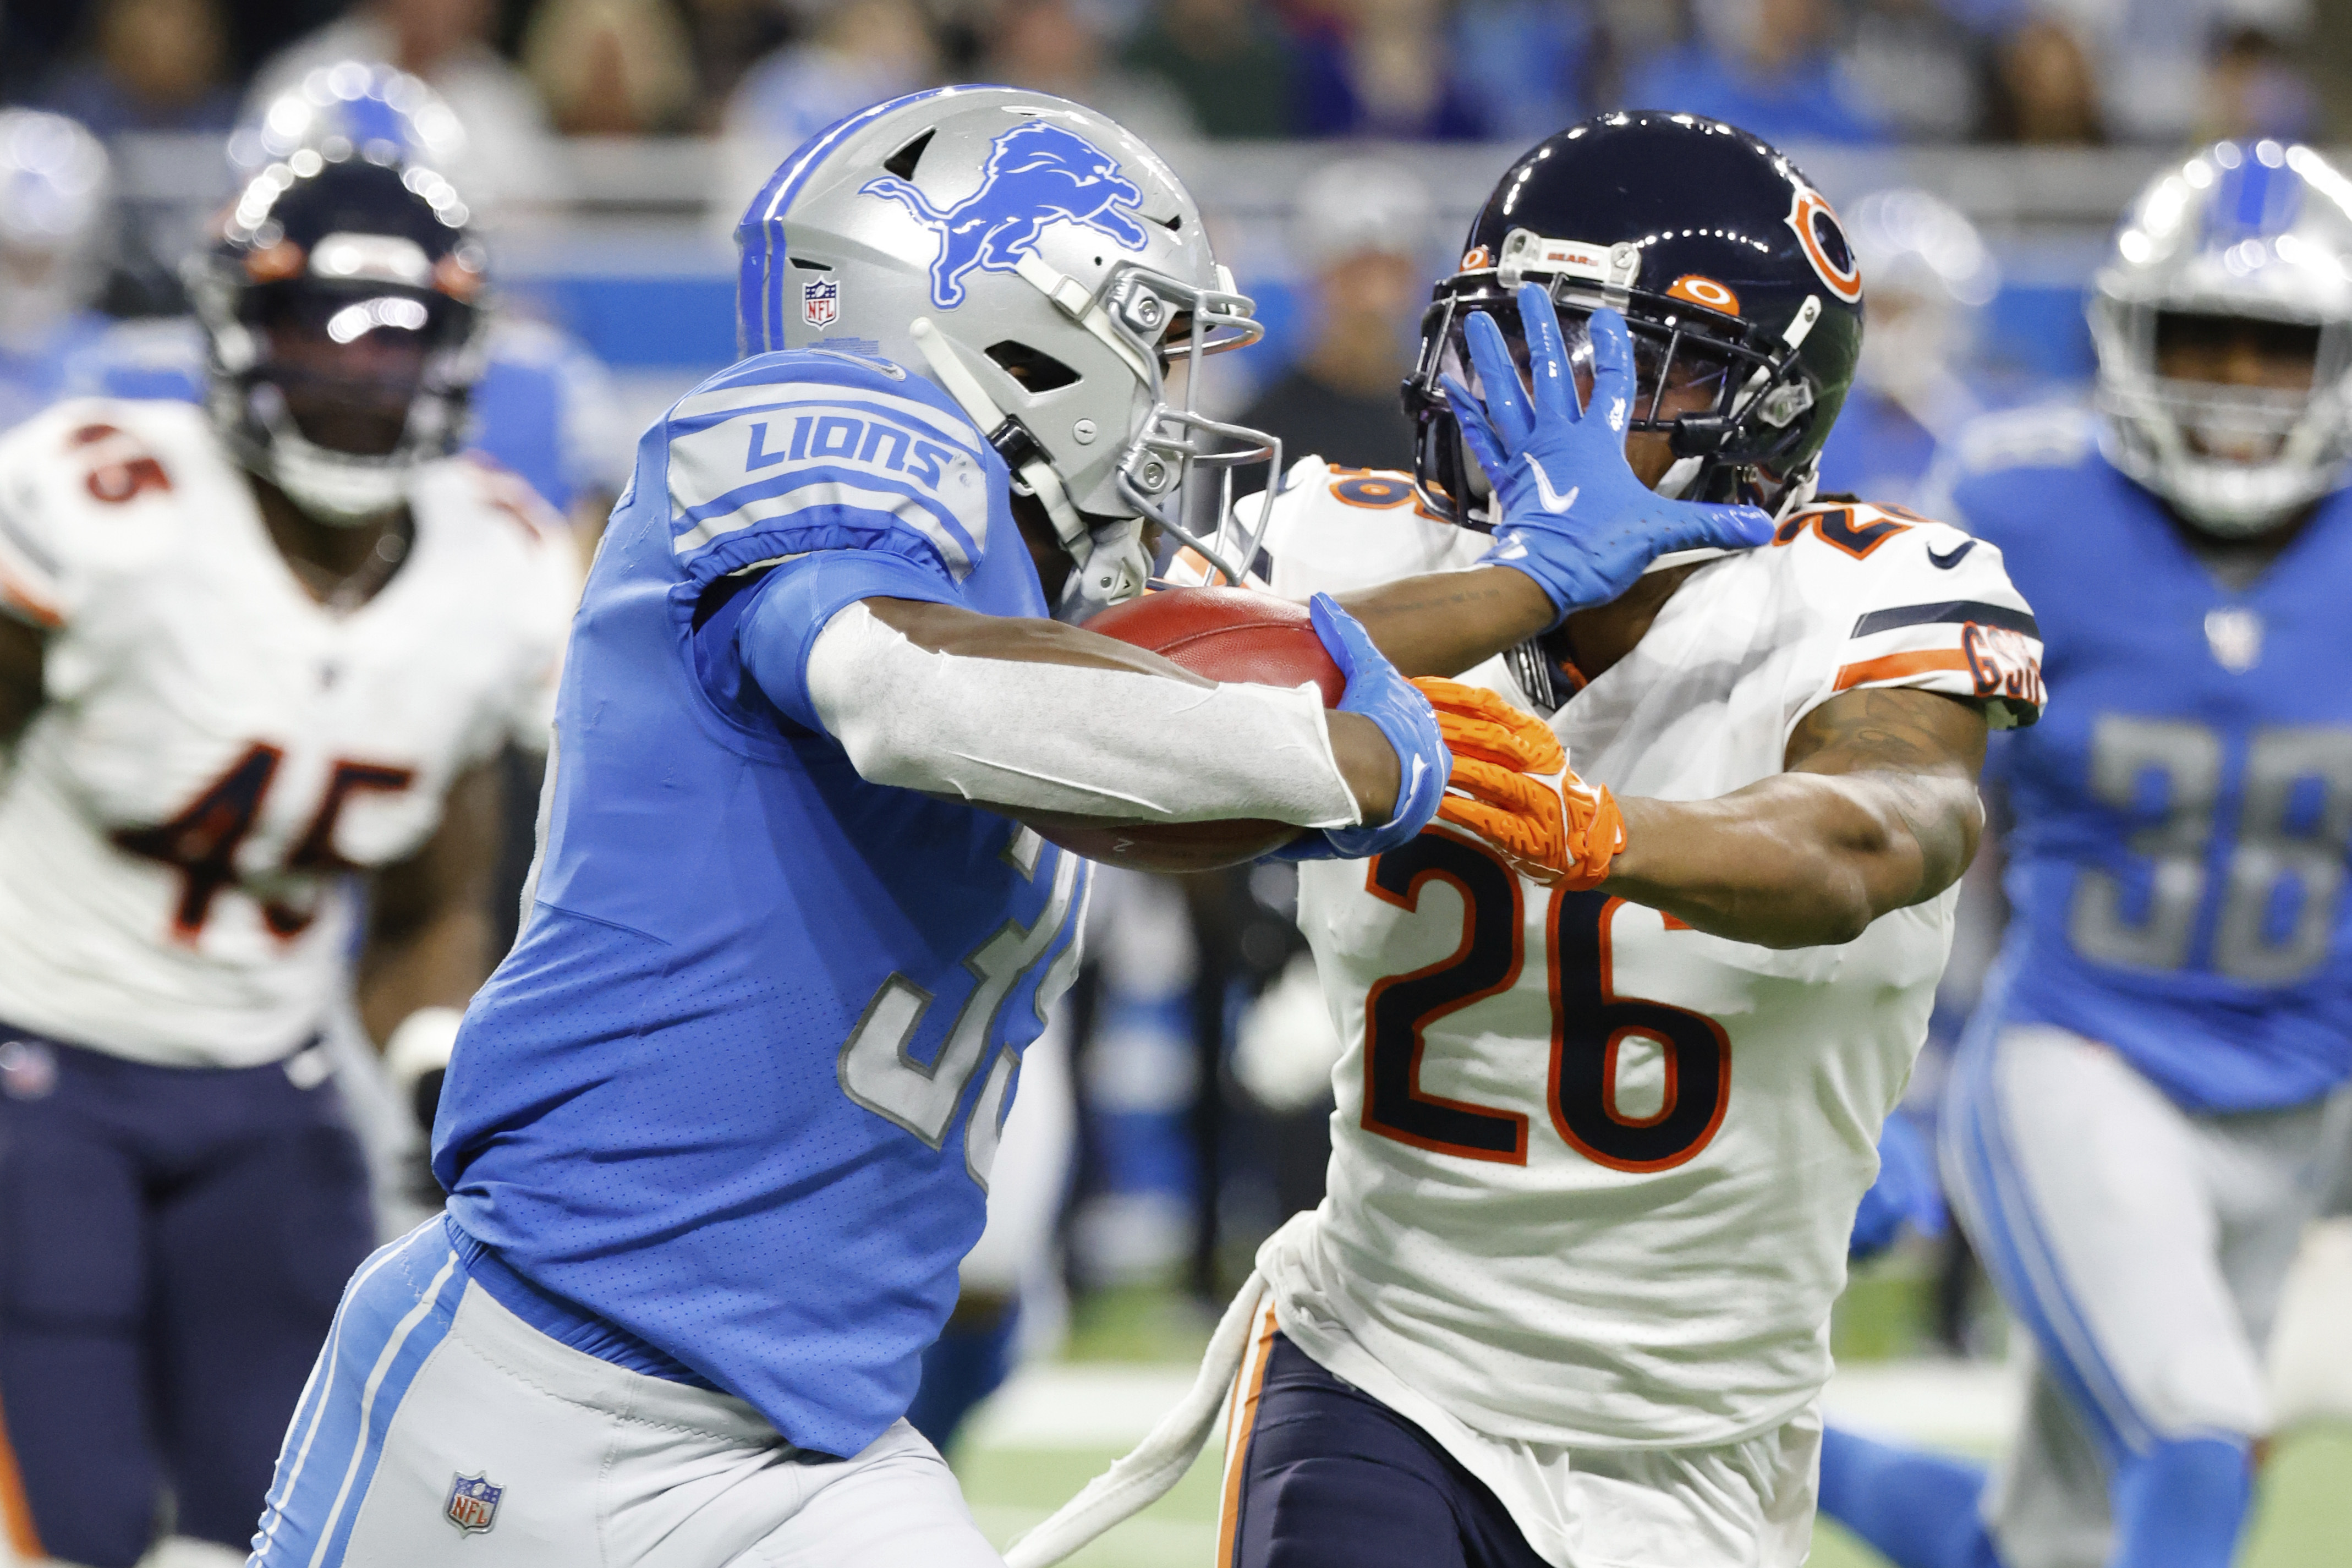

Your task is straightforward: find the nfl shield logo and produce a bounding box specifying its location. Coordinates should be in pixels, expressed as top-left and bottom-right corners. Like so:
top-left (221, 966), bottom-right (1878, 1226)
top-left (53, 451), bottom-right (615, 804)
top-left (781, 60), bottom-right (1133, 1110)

top-left (445, 1472), bottom-right (502, 1534)
top-left (802, 277), bottom-right (840, 328)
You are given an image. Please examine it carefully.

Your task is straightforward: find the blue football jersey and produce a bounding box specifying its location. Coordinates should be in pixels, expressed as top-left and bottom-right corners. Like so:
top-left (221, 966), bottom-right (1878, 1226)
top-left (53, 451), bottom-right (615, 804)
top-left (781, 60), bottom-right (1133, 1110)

top-left (1944, 408), bottom-right (2352, 1112)
top-left (0, 309), bottom-right (110, 435)
top-left (434, 347), bottom-right (1090, 1459)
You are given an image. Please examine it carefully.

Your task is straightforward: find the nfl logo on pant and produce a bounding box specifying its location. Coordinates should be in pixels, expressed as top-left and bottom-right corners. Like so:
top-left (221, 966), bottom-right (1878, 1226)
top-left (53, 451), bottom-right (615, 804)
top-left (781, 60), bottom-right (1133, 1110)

top-left (445, 1472), bottom-right (502, 1534)
top-left (802, 277), bottom-right (840, 328)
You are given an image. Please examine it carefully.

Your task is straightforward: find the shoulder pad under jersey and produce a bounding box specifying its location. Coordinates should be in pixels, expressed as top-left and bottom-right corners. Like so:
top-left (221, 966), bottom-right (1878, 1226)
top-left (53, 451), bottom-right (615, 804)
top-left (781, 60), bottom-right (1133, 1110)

top-left (1773, 498), bottom-right (2044, 728)
top-left (658, 349), bottom-right (996, 588)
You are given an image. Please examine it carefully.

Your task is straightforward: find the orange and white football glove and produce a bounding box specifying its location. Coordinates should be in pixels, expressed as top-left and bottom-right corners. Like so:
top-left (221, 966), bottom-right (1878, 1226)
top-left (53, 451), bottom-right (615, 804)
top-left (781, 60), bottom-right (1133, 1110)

top-left (1411, 678), bottom-right (1625, 888)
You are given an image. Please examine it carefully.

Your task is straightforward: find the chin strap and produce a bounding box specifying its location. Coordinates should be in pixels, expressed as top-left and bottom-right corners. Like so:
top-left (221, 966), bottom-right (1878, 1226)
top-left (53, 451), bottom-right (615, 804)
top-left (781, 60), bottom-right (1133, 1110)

top-left (909, 316), bottom-right (1149, 617)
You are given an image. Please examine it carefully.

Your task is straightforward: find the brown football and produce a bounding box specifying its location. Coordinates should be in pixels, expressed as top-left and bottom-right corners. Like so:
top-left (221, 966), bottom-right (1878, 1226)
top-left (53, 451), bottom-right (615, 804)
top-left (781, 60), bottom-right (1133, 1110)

top-left (1024, 588), bottom-right (1345, 873)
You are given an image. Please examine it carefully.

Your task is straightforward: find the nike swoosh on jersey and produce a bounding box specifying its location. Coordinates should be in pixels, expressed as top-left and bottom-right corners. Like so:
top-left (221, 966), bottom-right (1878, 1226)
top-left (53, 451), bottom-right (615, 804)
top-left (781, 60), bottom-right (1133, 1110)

top-left (1927, 539), bottom-right (1976, 569)
top-left (1526, 456), bottom-right (1579, 514)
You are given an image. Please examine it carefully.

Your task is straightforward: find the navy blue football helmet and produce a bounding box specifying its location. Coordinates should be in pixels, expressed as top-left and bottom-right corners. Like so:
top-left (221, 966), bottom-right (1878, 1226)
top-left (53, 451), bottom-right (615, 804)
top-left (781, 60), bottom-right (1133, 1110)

top-left (187, 132), bottom-right (486, 524)
top-left (1406, 112), bottom-right (1866, 525)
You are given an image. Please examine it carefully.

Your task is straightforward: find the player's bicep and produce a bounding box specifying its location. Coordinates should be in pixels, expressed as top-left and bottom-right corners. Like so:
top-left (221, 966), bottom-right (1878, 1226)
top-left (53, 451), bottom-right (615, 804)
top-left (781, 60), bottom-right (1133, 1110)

top-left (1785, 686), bottom-right (1988, 781)
top-left (1785, 686), bottom-right (1989, 892)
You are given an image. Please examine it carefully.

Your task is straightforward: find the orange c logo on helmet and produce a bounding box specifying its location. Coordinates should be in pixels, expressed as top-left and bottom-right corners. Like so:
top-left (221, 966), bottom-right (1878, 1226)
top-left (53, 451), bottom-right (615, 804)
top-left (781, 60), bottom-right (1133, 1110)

top-left (1667, 275), bottom-right (1740, 315)
top-left (1786, 188), bottom-right (1862, 303)
top-left (1460, 246), bottom-right (1492, 272)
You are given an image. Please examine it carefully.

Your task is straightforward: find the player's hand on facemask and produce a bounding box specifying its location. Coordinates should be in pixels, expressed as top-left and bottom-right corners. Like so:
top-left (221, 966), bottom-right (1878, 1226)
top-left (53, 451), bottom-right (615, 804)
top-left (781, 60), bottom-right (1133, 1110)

top-left (1271, 593), bottom-right (1451, 862)
top-left (1442, 287), bottom-right (1773, 627)
top-left (1413, 678), bottom-right (1624, 889)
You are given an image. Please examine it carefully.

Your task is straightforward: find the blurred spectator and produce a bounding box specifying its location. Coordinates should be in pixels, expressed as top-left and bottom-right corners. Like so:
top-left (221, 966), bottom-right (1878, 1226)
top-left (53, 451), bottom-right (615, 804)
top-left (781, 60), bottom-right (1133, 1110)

top-left (1815, 187), bottom-right (2000, 507)
top-left (1843, 0), bottom-right (1984, 142)
top-left (1236, 156), bottom-right (1431, 487)
top-left (2199, 24), bottom-right (2318, 140)
top-left (718, 0), bottom-right (938, 220)
top-left (1982, 17), bottom-right (2103, 142)
top-left (980, 0), bottom-right (1197, 144)
top-left (1122, 0), bottom-right (1298, 139)
top-left (2320, 0), bottom-right (2352, 142)
top-left (38, 0), bottom-right (242, 136)
top-left (1291, 0), bottom-right (1489, 141)
top-left (2052, 0), bottom-right (2309, 144)
top-left (1625, 0), bottom-right (1888, 145)
top-left (246, 0), bottom-right (568, 218)
top-left (675, 0), bottom-right (796, 129)
top-left (523, 0), bottom-right (697, 135)
top-left (723, 0), bottom-right (939, 152)
top-left (1450, 0), bottom-right (1592, 145)
top-left (0, 111), bottom-right (114, 435)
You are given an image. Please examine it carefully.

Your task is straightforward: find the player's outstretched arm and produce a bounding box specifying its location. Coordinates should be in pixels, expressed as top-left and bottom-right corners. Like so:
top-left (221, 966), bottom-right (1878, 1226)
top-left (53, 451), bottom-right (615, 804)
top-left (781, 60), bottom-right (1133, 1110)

top-left (0, 615), bottom-right (41, 751)
top-left (1602, 688), bottom-right (1989, 949)
top-left (1314, 297), bottom-right (1777, 679)
top-left (1326, 566), bottom-right (1556, 679)
top-left (766, 591), bottom-right (1446, 854)
top-left (358, 759), bottom-right (501, 1131)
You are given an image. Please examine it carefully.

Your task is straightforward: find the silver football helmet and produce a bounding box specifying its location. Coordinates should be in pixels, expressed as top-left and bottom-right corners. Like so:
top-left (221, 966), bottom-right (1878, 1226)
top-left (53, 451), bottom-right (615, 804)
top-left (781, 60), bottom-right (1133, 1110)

top-left (2091, 140), bottom-right (2352, 536)
top-left (1844, 188), bottom-right (1998, 422)
top-left (0, 110), bottom-right (111, 351)
top-left (735, 86), bottom-right (1277, 617)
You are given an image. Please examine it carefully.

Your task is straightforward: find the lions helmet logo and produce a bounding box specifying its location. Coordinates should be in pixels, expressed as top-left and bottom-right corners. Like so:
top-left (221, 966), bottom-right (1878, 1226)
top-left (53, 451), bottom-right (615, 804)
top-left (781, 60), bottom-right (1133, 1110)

top-left (862, 119), bottom-right (1149, 309)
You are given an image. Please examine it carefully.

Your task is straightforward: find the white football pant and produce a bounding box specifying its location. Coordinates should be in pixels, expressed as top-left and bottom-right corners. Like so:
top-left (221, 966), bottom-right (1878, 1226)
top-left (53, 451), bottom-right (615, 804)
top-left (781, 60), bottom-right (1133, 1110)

top-left (247, 1220), bottom-right (1001, 1567)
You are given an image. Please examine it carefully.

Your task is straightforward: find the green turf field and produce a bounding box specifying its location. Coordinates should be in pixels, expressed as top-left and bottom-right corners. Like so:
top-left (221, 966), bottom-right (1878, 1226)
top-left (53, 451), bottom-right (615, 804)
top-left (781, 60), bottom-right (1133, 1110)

top-left (956, 1428), bottom-right (2352, 1567)
top-left (955, 1284), bottom-right (2352, 1566)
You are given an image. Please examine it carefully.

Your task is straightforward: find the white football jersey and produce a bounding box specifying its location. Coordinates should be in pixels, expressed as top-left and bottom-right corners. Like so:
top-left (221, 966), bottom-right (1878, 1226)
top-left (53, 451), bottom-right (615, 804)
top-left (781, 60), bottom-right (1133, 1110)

top-left (1240, 460), bottom-right (2042, 1538)
top-left (0, 398), bottom-right (577, 1068)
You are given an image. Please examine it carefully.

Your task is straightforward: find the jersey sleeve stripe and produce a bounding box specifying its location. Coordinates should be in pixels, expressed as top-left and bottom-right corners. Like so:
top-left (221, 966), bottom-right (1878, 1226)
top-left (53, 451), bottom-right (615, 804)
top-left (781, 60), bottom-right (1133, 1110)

top-left (672, 478), bottom-right (977, 575)
top-left (1850, 601), bottom-right (2040, 639)
top-left (1833, 649), bottom-right (1970, 692)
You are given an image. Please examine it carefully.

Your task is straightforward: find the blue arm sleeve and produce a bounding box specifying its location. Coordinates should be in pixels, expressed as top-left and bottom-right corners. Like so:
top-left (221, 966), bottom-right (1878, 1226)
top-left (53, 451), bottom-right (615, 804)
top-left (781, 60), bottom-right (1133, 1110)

top-left (730, 549), bottom-right (961, 734)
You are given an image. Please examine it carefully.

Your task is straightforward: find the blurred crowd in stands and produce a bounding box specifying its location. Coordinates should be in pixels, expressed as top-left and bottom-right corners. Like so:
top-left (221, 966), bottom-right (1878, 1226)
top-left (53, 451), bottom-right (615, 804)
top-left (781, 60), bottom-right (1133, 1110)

top-left (4, 0), bottom-right (2349, 162)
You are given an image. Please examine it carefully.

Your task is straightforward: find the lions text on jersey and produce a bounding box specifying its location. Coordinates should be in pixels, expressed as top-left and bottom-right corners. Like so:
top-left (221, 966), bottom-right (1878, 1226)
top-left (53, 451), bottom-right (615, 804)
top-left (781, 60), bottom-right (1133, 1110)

top-left (431, 348), bottom-right (1090, 1463)
top-left (0, 397), bottom-right (575, 1064)
top-left (1240, 461), bottom-right (2041, 1564)
top-left (1943, 409), bottom-right (2352, 1112)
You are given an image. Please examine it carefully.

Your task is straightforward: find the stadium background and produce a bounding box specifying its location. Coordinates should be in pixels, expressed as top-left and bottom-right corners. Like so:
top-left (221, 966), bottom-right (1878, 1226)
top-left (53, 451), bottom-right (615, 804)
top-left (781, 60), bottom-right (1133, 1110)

top-left (4, 0), bottom-right (2351, 1562)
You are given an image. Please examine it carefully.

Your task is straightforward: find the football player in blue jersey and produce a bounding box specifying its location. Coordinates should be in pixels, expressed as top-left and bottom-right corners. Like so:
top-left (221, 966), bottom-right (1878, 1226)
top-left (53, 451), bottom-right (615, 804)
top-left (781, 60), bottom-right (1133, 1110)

top-left (1817, 139), bottom-right (2352, 1568)
top-left (248, 89), bottom-right (1774, 1566)
top-left (0, 110), bottom-right (114, 434)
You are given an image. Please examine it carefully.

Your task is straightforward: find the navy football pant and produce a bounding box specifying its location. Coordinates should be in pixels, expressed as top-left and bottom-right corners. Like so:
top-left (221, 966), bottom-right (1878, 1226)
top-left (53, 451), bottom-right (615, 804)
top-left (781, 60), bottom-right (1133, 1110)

top-left (0, 1030), bottom-right (373, 1566)
top-left (1220, 1329), bottom-right (1549, 1568)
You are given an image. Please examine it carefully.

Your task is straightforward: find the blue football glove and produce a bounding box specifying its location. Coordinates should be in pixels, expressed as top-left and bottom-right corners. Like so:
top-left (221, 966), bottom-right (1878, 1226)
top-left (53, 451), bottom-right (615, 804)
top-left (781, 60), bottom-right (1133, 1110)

top-left (1846, 1110), bottom-right (1949, 1262)
top-left (1268, 593), bottom-right (1450, 862)
top-left (1443, 287), bottom-right (1775, 628)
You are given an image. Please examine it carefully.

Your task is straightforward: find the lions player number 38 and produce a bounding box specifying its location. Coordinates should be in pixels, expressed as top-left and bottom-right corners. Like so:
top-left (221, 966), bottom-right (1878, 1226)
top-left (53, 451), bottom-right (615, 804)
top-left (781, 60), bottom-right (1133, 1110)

top-left (2071, 715), bottom-right (2352, 982)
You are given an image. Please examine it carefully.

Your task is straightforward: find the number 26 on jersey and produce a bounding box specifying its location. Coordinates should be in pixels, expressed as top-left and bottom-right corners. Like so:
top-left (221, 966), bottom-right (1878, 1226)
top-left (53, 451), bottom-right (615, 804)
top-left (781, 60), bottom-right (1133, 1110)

top-left (1361, 832), bottom-right (1730, 1173)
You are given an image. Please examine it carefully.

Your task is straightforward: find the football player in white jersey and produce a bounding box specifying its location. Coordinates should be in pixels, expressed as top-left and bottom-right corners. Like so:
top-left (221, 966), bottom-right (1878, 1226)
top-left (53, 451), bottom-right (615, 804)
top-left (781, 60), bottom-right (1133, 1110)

top-left (0, 145), bottom-right (575, 1565)
top-left (1012, 113), bottom-right (2044, 1568)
